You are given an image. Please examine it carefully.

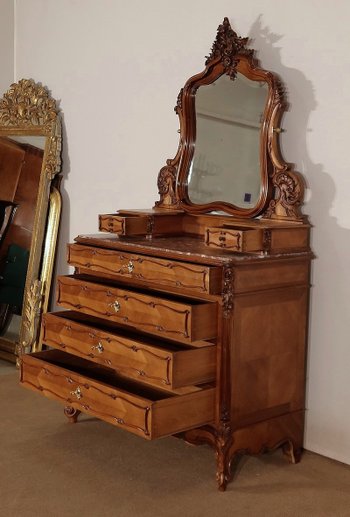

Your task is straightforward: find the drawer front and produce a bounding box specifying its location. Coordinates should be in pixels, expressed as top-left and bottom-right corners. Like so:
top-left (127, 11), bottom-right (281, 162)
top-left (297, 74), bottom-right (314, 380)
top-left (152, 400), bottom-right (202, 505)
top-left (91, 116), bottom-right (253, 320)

top-left (57, 276), bottom-right (217, 342)
top-left (68, 243), bottom-right (222, 294)
top-left (99, 213), bottom-right (183, 237)
top-left (43, 312), bottom-right (216, 389)
top-left (99, 214), bottom-right (149, 235)
top-left (20, 350), bottom-right (215, 440)
top-left (205, 226), bottom-right (263, 252)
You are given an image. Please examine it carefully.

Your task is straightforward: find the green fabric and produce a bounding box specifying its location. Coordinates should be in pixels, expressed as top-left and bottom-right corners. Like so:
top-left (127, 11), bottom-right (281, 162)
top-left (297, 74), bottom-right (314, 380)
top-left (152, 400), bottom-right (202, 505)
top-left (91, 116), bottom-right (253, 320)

top-left (0, 244), bottom-right (29, 308)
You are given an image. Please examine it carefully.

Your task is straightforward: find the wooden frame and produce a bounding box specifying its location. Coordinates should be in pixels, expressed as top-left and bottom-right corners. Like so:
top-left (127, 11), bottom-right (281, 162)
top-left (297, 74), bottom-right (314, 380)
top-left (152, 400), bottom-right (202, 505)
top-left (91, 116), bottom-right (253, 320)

top-left (155, 18), bottom-right (306, 222)
top-left (0, 79), bottom-right (62, 361)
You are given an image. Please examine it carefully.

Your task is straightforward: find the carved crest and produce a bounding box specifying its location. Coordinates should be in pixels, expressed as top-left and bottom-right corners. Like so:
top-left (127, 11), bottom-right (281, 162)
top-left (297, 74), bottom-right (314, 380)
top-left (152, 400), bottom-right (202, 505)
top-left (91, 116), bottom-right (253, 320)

top-left (206, 17), bottom-right (252, 80)
top-left (0, 79), bottom-right (58, 130)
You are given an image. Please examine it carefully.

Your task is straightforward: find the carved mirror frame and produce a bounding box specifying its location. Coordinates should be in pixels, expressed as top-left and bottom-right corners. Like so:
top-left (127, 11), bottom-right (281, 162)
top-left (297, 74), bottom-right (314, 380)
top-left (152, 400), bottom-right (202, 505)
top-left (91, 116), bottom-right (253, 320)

top-left (155, 18), bottom-right (305, 222)
top-left (0, 79), bottom-right (62, 362)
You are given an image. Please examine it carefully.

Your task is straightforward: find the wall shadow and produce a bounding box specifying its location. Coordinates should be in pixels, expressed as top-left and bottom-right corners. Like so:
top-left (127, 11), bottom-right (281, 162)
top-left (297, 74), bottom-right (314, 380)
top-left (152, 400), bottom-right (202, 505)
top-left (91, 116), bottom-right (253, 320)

top-left (246, 16), bottom-right (350, 450)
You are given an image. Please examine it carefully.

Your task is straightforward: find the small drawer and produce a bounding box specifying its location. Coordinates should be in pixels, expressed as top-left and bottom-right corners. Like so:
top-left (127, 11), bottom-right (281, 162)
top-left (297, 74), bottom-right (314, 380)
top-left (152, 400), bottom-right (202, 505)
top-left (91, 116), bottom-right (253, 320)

top-left (67, 243), bottom-right (222, 294)
top-left (204, 226), bottom-right (263, 252)
top-left (43, 312), bottom-right (216, 389)
top-left (56, 276), bottom-right (217, 343)
top-left (99, 213), bottom-right (183, 237)
top-left (20, 350), bottom-right (215, 440)
top-left (99, 214), bottom-right (149, 236)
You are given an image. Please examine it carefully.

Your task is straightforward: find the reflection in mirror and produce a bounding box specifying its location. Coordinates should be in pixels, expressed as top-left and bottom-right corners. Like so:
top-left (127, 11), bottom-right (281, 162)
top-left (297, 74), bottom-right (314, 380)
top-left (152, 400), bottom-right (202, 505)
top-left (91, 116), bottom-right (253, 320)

top-left (188, 73), bottom-right (268, 208)
top-left (0, 136), bottom-right (46, 345)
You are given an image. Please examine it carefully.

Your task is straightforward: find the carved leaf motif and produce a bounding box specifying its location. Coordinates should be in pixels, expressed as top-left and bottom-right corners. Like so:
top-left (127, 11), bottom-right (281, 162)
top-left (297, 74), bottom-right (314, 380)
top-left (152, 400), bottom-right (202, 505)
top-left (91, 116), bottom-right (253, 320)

top-left (222, 266), bottom-right (234, 318)
top-left (0, 79), bottom-right (58, 129)
top-left (175, 88), bottom-right (183, 113)
top-left (21, 279), bottom-right (43, 352)
top-left (205, 17), bottom-right (252, 80)
top-left (274, 79), bottom-right (285, 104)
top-left (45, 135), bottom-right (62, 179)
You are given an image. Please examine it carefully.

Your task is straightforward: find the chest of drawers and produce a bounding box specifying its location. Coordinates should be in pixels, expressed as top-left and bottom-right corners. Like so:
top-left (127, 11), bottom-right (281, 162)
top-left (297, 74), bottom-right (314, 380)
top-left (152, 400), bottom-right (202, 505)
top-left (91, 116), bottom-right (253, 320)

top-left (16, 17), bottom-right (315, 492)
top-left (20, 227), bottom-right (311, 490)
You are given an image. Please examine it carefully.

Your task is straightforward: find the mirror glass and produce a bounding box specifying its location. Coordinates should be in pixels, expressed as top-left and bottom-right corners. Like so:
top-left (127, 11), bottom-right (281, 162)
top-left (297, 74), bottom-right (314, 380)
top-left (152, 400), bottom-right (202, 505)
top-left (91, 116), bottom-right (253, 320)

top-left (0, 135), bottom-right (46, 346)
top-left (187, 73), bottom-right (268, 208)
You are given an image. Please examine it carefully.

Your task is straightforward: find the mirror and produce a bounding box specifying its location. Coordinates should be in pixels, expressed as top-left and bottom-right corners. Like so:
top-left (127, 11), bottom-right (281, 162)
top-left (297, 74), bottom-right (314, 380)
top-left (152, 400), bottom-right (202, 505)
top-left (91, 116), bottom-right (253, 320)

top-left (0, 79), bottom-right (62, 362)
top-left (188, 73), bottom-right (268, 208)
top-left (156, 18), bottom-right (304, 221)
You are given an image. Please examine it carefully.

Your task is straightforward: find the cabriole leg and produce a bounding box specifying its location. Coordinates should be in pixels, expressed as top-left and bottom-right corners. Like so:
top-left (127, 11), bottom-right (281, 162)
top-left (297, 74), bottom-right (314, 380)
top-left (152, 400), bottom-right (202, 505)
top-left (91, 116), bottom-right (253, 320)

top-left (282, 440), bottom-right (303, 464)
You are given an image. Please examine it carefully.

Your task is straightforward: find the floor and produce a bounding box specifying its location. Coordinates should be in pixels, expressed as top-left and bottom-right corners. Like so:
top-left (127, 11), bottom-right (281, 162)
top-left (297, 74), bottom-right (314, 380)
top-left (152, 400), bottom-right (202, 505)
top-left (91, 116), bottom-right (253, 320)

top-left (0, 357), bottom-right (15, 374)
top-left (1, 358), bottom-right (350, 517)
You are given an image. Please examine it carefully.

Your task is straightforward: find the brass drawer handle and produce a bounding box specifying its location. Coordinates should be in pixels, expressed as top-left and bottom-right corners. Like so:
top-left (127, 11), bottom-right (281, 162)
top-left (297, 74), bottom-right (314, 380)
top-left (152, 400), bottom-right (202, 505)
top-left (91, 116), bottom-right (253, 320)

top-left (91, 342), bottom-right (104, 354)
top-left (120, 260), bottom-right (134, 274)
top-left (70, 386), bottom-right (83, 400)
top-left (110, 300), bottom-right (121, 312)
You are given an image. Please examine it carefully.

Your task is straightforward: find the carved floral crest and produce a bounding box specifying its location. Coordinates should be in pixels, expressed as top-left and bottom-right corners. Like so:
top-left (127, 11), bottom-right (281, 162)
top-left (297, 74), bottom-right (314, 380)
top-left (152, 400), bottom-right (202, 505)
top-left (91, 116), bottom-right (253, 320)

top-left (0, 79), bottom-right (58, 130)
top-left (205, 17), bottom-right (252, 80)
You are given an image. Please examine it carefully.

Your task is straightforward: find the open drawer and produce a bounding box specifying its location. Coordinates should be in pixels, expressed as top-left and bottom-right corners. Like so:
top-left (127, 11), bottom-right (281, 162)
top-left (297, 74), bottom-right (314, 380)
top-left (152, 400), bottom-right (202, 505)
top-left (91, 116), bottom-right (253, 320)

top-left (99, 212), bottom-right (183, 237)
top-left (43, 312), bottom-right (216, 390)
top-left (56, 275), bottom-right (217, 343)
top-left (20, 350), bottom-right (215, 440)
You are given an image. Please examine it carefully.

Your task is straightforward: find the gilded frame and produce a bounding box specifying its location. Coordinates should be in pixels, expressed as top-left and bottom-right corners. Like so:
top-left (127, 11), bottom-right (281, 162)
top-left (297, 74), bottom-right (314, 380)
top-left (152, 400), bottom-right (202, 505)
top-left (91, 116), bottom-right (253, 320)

top-left (0, 79), bottom-right (62, 361)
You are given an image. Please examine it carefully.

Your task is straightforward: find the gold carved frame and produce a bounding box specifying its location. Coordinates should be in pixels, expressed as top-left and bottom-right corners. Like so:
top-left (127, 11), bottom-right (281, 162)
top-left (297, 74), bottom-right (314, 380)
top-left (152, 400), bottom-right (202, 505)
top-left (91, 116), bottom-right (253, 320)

top-left (0, 79), bottom-right (62, 361)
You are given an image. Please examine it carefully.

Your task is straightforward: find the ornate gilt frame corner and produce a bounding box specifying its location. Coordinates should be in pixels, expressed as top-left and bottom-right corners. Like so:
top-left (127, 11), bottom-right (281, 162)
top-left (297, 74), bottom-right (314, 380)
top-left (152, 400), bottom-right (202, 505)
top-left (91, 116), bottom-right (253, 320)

top-left (0, 79), bottom-right (62, 359)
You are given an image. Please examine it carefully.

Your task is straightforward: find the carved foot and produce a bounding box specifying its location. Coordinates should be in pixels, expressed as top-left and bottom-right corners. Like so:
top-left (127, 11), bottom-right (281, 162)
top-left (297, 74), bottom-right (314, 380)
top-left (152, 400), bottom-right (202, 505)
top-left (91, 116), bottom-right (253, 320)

top-left (216, 466), bottom-right (231, 492)
top-left (216, 437), bottom-right (234, 492)
top-left (282, 440), bottom-right (303, 464)
top-left (64, 406), bottom-right (81, 423)
top-left (183, 426), bottom-right (234, 491)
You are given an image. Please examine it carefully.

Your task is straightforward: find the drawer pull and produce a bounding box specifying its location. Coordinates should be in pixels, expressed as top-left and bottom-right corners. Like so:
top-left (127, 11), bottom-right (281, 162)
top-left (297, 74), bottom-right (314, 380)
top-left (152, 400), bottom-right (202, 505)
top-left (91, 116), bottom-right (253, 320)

top-left (91, 342), bottom-right (104, 354)
top-left (110, 300), bottom-right (121, 312)
top-left (70, 386), bottom-right (83, 400)
top-left (119, 260), bottom-right (134, 274)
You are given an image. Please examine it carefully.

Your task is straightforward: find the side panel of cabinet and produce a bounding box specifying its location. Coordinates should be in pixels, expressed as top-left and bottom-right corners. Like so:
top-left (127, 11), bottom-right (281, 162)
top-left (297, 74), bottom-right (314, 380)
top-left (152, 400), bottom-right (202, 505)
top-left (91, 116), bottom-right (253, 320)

top-left (230, 284), bottom-right (309, 428)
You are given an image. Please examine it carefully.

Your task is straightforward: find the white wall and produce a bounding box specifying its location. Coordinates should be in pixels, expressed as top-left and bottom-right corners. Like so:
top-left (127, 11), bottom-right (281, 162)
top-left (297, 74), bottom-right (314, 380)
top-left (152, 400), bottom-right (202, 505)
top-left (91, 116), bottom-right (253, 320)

top-left (0, 0), bottom-right (14, 93)
top-left (14, 0), bottom-right (350, 464)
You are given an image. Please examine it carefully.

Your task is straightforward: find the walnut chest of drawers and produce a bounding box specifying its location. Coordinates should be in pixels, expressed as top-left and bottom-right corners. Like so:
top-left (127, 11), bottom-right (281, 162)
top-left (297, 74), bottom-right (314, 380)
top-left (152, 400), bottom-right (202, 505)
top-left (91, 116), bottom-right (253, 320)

top-left (20, 229), bottom-right (311, 490)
